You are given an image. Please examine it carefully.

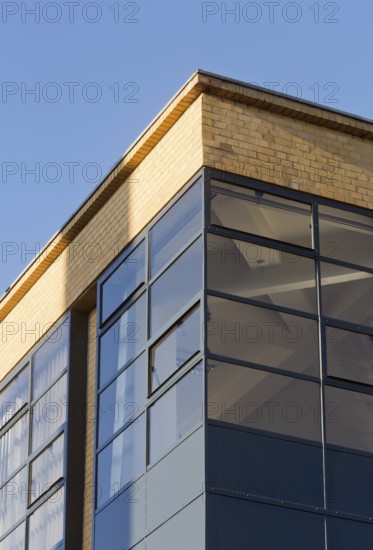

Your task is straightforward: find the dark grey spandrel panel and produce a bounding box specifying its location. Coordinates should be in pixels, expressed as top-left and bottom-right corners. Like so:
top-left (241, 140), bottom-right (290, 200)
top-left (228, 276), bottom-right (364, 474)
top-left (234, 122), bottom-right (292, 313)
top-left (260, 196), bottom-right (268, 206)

top-left (95, 475), bottom-right (145, 550)
top-left (206, 494), bottom-right (325, 550)
top-left (146, 427), bottom-right (204, 533)
top-left (207, 424), bottom-right (324, 508)
top-left (326, 449), bottom-right (373, 518)
top-left (327, 517), bottom-right (373, 550)
top-left (146, 496), bottom-right (205, 550)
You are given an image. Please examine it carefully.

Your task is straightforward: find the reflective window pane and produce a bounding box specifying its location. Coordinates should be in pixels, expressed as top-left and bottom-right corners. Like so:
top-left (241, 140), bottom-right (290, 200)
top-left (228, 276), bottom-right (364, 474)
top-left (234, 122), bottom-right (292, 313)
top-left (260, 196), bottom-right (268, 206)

top-left (148, 363), bottom-right (204, 464)
top-left (150, 179), bottom-right (202, 278)
top-left (102, 241), bottom-right (146, 323)
top-left (150, 306), bottom-right (201, 392)
top-left (97, 414), bottom-right (146, 507)
top-left (321, 262), bottom-right (373, 327)
top-left (28, 487), bottom-right (64, 550)
top-left (0, 367), bottom-right (29, 429)
top-left (99, 294), bottom-right (147, 389)
top-left (32, 321), bottom-right (69, 400)
top-left (98, 354), bottom-right (147, 447)
top-left (319, 204), bottom-right (373, 269)
top-left (30, 433), bottom-right (64, 504)
top-left (207, 233), bottom-right (317, 313)
top-left (31, 374), bottom-right (67, 453)
top-left (207, 360), bottom-right (321, 442)
top-left (0, 414), bottom-right (28, 486)
top-left (150, 237), bottom-right (202, 337)
top-left (211, 180), bottom-right (313, 248)
top-left (325, 386), bottom-right (373, 454)
top-left (326, 327), bottom-right (373, 386)
top-left (0, 521), bottom-right (25, 550)
top-left (0, 467), bottom-right (27, 537)
top-left (207, 295), bottom-right (319, 377)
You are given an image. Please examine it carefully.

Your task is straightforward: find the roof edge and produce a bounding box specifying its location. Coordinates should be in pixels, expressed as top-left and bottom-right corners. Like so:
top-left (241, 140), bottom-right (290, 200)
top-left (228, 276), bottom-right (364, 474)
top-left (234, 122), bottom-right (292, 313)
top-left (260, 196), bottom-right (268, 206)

top-left (2, 69), bottom-right (373, 320)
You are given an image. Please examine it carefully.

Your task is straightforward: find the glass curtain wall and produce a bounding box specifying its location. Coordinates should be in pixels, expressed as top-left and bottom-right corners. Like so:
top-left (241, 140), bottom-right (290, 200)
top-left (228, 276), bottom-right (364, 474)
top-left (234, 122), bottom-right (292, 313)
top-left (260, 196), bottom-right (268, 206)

top-left (0, 316), bottom-right (70, 549)
top-left (207, 175), bottom-right (373, 546)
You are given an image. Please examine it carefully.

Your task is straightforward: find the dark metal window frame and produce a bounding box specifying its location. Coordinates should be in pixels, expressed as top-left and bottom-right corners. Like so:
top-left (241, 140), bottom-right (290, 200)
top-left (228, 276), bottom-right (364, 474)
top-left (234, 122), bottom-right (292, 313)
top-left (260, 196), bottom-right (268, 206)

top-left (0, 309), bottom-right (88, 549)
top-left (93, 171), bottom-right (205, 536)
top-left (204, 167), bottom-right (373, 526)
top-left (0, 314), bottom-right (70, 548)
top-left (93, 166), bottom-right (373, 545)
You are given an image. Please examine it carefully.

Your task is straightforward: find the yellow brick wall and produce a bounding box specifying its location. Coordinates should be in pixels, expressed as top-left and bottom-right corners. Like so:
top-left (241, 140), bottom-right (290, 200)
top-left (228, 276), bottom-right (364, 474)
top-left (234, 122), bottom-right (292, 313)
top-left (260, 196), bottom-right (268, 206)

top-left (0, 94), bottom-right (203, 381)
top-left (202, 94), bottom-right (373, 210)
top-left (82, 308), bottom-right (96, 550)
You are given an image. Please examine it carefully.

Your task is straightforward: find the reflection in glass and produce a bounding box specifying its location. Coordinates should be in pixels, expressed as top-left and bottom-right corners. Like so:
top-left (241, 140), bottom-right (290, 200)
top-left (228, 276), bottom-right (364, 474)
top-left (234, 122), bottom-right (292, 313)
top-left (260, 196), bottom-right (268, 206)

top-left (0, 367), bottom-right (29, 429)
top-left (30, 433), bottom-right (64, 504)
top-left (326, 327), bottom-right (373, 386)
top-left (150, 237), bottom-right (202, 337)
top-left (211, 180), bottom-right (313, 248)
top-left (325, 386), bottom-right (373, 454)
top-left (150, 306), bottom-right (201, 391)
top-left (97, 414), bottom-right (145, 506)
top-left (98, 354), bottom-right (147, 447)
top-left (319, 204), bottom-right (373, 269)
top-left (0, 413), bottom-right (28, 486)
top-left (207, 233), bottom-right (317, 313)
top-left (99, 294), bottom-right (147, 388)
top-left (28, 487), bottom-right (64, 550)
top-left (148, 362), bottom-right (203, 464)
top-left (150, 179), bottom-right (202, 278)
top-left (0, 521), bottom-right (25, 550)
top-left (0, 467), bottom-right (27, 537)
top-left (102, 241), bottom-right (146, 323)
top-left (32, 321), bottom-right (69, 400)
top-left (207, 295), bottom-right (319, 377)
top-left (321, 262), bottom-right (373, 327)
top-left (31, 375), bottom-right (67, 452)
top-left (207, 360), bottom-right (321, 441)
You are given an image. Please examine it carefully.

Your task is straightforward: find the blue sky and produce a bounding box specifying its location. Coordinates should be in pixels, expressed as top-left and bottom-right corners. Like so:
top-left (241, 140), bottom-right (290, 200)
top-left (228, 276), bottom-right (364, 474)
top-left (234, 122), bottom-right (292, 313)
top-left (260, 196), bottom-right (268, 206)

top-left (0, 0), bottom-right (372, 294)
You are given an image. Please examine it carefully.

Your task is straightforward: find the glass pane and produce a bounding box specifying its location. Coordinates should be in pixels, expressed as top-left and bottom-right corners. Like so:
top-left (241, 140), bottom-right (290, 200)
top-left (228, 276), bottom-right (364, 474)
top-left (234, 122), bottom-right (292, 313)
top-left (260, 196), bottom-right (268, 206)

top-left (99, 294), bottom-right (147, 388)
top-left (326, 327), bottom-right (373, 386)
top-left (28, 487), bottom-right (64, 550)
top-left (97, 414), bottom-right (146, 507)
top-left (319, 204), bottom-right (373, 269)
top-left (0, 414), bottom-right (28, 486)
top-left (207, 360), bottom-right (321, 442)
top-left (150, 306), bottom-right (201, 391)
top-left (30, 434), bottom-right (64, 504)
top-left (150, 179), bottom-right (202, 278)
top-left (102, 241), bottom-right (146, 323)
top-left (207, 295), bottom-right (319, 377)
top-left (211, 180), bottom-right (313, 248)
top-left (98, 354), bottom-right (147, 447)
top-left (325, 386), bottom-right (373, 453)
top-left (148, 362), bottom-right (203, 464)
top-left (0, 521), bottom-right (25, 550)
top-left (0, 467), bottom-right (27, 537)
top-left (32, 320), bottom-right (69, 400)
top-left (0, 367), bottom-right (29, 429)
top-left (321, 262), bottom-right (373, 327)
top-left (31, 375), bottom-right (67, 453)
top-left (150, 237), bottom-right (202, 337)
top-left (207, 233), bottom-right (317, 313)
